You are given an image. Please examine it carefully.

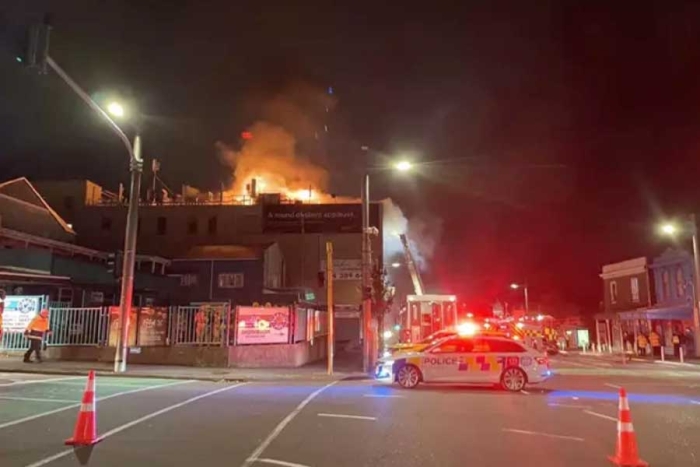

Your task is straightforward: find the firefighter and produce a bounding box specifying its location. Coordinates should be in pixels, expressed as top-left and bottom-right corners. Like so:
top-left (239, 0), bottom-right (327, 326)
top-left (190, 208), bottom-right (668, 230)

top-left (649, 330), bottom-right (661, 358)
top-left (637, 333), bottom-right (648, 356)
top-left (24, 309), bottom-right (51, 363)
top-left (672, 332), bottom-right (681, 357)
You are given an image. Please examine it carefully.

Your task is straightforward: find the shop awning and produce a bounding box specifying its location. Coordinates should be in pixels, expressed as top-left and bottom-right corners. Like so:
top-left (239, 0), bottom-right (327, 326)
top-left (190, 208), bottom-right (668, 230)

top-left (618, 305), bottom-right (693, 321)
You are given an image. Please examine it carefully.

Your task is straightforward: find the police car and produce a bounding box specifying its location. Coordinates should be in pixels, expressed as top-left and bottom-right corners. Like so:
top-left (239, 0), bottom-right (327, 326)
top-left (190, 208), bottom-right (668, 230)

top-left (375, 335), bottom-right (552, 391)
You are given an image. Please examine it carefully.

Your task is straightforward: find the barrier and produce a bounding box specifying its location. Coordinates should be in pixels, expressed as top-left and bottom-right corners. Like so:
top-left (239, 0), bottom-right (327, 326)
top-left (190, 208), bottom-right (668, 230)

top-left (47, 307), bottom-right (109, 346)
top-left (169, 304), bottom-right (229, 346)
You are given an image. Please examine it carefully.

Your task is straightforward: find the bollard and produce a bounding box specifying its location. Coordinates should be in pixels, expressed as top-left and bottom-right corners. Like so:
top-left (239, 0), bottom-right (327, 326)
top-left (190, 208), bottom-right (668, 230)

top-left (661, 346), bottom-right (665, 362)
top-left (680, 346), bottom-right (685, 364)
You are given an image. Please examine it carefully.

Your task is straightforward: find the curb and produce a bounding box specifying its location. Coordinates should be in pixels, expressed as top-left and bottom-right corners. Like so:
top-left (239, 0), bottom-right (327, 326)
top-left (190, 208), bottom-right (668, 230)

top-left (0, 366), bottom-right (369, 383)
top-left (653, 360), bottom-right (699, 368)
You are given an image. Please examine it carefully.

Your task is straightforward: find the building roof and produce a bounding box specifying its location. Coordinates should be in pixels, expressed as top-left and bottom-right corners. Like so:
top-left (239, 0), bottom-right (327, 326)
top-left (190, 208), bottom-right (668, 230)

top-left (177, 244), bottom-right (274, 261)
top-left (0, 177), bottom-right (75, 237)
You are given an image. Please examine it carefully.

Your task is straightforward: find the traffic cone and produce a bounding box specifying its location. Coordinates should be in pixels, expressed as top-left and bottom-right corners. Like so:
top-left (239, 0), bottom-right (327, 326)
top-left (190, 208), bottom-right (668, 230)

top-left (65, 371), bottom-right (103, 446)
top-left (608, 387), bottom-right (648, 466)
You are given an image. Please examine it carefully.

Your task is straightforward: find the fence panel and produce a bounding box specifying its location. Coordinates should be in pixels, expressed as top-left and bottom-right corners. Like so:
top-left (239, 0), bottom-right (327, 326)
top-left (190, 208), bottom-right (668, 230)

top-left (46, 307), bottom-right (109, 346)
top-left (0, 332), bottom-right (30, 351)
top-left (170, 304), bottom-right (228, 346)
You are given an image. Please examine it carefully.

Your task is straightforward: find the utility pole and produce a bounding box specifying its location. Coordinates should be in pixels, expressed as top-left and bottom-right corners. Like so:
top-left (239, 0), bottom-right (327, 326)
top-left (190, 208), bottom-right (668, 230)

top-left (19, 20), bottom-right (144, 372)
top-left (361, 173), bottom-right (373, 373)
top-left (326, 241), bottom-right (334, 375)
top-left (690, 214), bottom-right (700, 358)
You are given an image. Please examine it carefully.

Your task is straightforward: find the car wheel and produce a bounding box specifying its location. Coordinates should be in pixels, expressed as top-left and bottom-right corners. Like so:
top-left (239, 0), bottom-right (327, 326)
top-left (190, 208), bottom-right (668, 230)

top-left (396, 365), bottom-right (421, 389)
top-left (501, 367), bottom-right (527, 392)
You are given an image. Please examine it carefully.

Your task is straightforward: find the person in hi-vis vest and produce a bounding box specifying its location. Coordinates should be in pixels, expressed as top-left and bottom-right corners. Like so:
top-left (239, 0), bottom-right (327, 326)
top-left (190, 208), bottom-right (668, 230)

top-left (24, 309), bottom-right (51, 363)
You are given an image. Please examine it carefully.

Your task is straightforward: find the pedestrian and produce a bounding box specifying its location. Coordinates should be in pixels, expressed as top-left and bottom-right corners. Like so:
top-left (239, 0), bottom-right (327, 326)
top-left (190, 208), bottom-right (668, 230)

top-left (672, 332), bottom-right (681, 358)
top-left (649, 330), bottom-right (661, 358)
top-left (637, 333), bottom-right (648, 356)
top-left (24, 309), bottom-right (51, 363)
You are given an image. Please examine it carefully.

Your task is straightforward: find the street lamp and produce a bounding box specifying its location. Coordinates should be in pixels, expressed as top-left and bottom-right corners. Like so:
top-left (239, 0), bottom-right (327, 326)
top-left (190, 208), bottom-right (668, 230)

top-left (361, 153), bottom-right (414, 373)
top-left (659, 216), bottom-right (700, 357)
top-left (104, 100), bottom-right (143, 373)
top-left (510, 282), bottom-right (529, 313)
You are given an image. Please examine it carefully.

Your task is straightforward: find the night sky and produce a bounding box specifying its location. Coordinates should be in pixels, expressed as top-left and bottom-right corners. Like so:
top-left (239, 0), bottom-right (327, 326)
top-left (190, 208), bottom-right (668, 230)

top-left (3, 1), bottom-right (700, 315)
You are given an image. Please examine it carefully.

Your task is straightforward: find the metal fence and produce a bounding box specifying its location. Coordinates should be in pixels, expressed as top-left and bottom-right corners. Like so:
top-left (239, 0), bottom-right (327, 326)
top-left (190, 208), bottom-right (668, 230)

top-left (169, 304), bottom-right (229, 346)
top-left (0, 331), bottom-right (31, 351)
top-left (46, 307), bottom-right (109, 346)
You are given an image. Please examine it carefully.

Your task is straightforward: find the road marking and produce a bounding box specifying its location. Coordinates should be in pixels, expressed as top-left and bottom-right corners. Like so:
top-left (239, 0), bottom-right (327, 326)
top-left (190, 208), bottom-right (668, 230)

top-left (502, 428), bottom-right (585, 442)
top-left (256, 459), bottom-right (311, 467)
top-left (548, 403), bottom-right (592, 409)
top-left (24, 382), bottom-right (247, 467)
top-left (0, 379), bottom-right (194, 431)
top-left (242, 381), bottom-right (338, 467)
top-left (520, 390), bottom-right (530, 395)
top-left (0, 396), bottom-right (76, 403)
top-left (584, 410), bottom-right (618, 422)
top-left (362, 394), bottom-right (405, 399)
top-left (0, 376), bottom-right (83, 387)
top-left (318, 413), bottom-right (377, 421)
top-left (605, 383), bottom-right (622, 389)
top-left (691, 400), bottom-right (700, 405)
top-left (571, 396), bottom-right (580, 400)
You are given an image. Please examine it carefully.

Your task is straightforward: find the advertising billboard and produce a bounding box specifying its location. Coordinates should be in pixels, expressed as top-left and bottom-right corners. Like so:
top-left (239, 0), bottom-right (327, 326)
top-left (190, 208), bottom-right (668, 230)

top-left (262, 203), bottom-right (381, 234)
top-left (2, 296), bottom-right (42, 331)
top-left (236, 306), bottom-right (290, 345)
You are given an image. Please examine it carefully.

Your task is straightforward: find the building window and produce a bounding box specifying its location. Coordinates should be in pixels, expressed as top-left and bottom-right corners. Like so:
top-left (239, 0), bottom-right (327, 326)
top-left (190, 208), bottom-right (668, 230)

top-left (156, 216), bottom-right (167, 235)
top-left (100, 216), bottom-right (112, 231)
top-left (630, 277), bottom-right (640, 302)
top-left (180, 274), bottom-right (198, 287)
top-left (187, 218), bottom-right (198, 235)
top-left (662, 270), bottom-right (671, 299)
top-left (218, 273), bottom-right (244, 288)
top-left (208, 216), bottom-right (217, 234)
top-left (64, 196), bottom-right (74, 210)
top-left (610, 281), bottom-right (618, 304)
top-left (676, 267), bottom-right (685, 298)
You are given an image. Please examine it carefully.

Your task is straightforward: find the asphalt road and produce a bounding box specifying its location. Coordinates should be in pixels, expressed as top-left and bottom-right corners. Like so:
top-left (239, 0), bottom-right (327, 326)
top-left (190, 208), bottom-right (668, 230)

top-left (1, 354), bottom-right (699, 467)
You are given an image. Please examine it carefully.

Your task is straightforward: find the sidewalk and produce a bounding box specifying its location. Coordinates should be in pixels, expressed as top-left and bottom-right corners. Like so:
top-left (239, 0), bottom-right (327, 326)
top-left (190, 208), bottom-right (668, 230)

top-left (0, 351), bottom-right (368, 382)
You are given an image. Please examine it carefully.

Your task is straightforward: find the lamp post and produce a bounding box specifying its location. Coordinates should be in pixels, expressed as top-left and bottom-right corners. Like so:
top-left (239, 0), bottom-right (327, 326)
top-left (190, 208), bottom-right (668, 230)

top-left (360, 157), bottom-right (413, 373)
top-left (510, 282), bottom-right (529, 314)
top-left (660, 216), bottom-right (700, 358)
top-left (42, 55), bottom-right (144, 373)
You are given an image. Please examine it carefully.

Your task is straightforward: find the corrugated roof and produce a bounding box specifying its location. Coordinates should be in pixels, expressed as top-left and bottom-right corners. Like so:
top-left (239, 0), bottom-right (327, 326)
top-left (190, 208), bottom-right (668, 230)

top-left (0, 177), bottom-right (75, 235)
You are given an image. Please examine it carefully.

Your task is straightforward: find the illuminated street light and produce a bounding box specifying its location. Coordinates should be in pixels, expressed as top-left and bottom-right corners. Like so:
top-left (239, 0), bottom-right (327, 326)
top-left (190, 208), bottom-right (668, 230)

top-left (510, 283), bottom-right (519, 290)
top-left (107, 101), bottom-right (125, 118)
top-left (394, 160), bottom-right (413, 172)
top-left (660, 223), bottom-right (677, 235)
top-left (509, 282), bottom-right (529, 313)
top-left (391, 262), bottom-right (401, 268)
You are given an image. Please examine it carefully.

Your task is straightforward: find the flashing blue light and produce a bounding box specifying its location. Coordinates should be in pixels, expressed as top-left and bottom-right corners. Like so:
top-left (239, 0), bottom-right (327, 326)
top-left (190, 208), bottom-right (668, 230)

top-left (15, 56), bottom-right (22, 63)
top-left (328, 86), bottom-right (334, 95)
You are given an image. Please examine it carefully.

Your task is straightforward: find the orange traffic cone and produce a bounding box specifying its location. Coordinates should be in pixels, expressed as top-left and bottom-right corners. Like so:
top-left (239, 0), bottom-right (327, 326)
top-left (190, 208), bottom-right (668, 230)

top-left (65, 370), bottom-right (103, 446)
top-left (608, 387), bottom-right (648, 466)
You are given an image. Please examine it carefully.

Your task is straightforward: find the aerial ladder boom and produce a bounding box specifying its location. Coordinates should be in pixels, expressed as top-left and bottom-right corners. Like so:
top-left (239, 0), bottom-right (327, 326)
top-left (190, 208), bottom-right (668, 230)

top-left (399, 234), bottom-right (425, 296)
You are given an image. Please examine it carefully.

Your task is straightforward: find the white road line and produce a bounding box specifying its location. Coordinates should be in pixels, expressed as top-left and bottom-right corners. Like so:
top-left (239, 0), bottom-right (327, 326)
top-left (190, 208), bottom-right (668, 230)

top-left (0, 376), bottom-right (83, 387)
top-left (547, 403), bottom-right (592, 409)
top-left (24, 382), bottom-right (247, 467)
top-left (520, 390), bottom-right (531, 395)
top-left (0, 379), bottom-right (194, 431)
top-left (242, 381), bottom-right (338, 467)
top-left (362, 394), bottom-right (405, 399)
top-left (317, 413), bottom-right (377, 421)
top-left (604, 383), bottom-right (622, 389)
top-left (583, 410), bottom-right (618, 422)
top-left (0, 396), bottom-right (76, 403)
top-left (502, 428), bottom-right (585, 442)
top-left (256, 459), bottom-right (311, 467)
top-left (691, 400), bottom-right (700, 405)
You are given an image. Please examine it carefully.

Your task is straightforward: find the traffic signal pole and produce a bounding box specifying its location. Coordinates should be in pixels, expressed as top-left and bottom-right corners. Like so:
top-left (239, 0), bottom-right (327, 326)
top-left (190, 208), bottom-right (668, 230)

top-left (361, 173), bottom-right (373, 374)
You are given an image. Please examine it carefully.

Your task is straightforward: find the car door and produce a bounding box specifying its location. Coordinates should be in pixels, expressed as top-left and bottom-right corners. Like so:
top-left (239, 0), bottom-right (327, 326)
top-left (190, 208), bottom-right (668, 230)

top-left (421, 338), bottom-right (467, 382)
top-left (479, 338), bottom-right (528, 384)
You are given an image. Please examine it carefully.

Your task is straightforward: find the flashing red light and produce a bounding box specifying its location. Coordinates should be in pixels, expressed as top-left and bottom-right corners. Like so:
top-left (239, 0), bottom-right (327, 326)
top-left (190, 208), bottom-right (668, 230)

top-left (241, 131), bottom-right (253, 140)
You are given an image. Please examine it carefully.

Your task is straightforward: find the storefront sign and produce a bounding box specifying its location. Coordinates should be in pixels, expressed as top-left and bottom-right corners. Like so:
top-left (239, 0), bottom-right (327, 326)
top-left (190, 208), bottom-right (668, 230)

top-left (2, 296), bottom-right (42, 331)
top-left (236, 306), bottom-right (290, 345)
top-left (320, 259), bottom-right (362, 281)
top-left (262, 204), bottom-right (380, 234)
top-left (137, 307), bottom-right (169, 346)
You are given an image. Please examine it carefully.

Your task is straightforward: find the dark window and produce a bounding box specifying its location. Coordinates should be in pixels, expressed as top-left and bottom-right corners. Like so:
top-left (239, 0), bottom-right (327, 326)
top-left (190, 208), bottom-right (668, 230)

top-left (485, 339), bottom-right (526, 353)
top-left (187, 218), bottom-right (198, 234)
top-left (64, 196), bottom-right (74, 210)
top-left (137, 217), bottom-right (141, 236)
top-left (157, 216), bottom-right (167, 235)
top-left (100, 216), bottom-right (112, 231)
top-left (208, 216), bottom-right (217, 234)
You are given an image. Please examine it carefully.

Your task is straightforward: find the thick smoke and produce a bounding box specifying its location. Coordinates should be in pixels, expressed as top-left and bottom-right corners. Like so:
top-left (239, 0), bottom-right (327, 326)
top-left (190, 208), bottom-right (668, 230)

top-left (383, 199), bottom-right (442, 272)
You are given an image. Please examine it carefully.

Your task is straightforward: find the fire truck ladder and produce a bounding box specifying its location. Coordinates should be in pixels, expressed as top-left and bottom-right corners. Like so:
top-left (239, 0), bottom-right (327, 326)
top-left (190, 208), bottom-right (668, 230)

top-left (399, 233), bottom-right (425, 296)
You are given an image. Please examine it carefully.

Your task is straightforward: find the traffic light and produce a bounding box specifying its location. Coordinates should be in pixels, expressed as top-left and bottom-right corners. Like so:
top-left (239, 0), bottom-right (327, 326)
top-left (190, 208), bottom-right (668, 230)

top-left (107, 251), bottom-right (123, 278)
